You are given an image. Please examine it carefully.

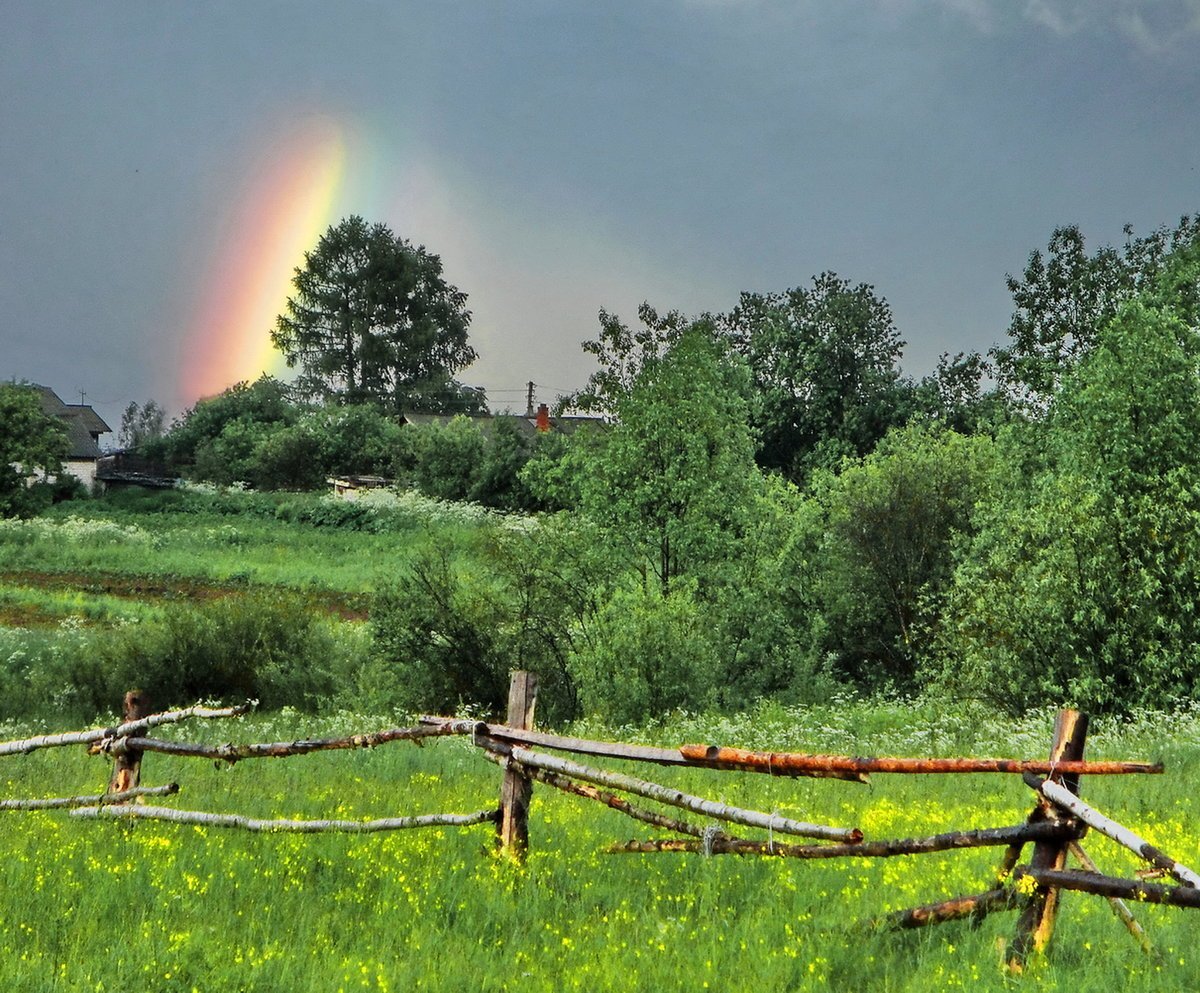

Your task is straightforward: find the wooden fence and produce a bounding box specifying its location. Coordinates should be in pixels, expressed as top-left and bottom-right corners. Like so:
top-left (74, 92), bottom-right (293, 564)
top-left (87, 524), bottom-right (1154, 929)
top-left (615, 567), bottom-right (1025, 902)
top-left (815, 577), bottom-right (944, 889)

top-left (2, 672), bottom-right (1195, 973)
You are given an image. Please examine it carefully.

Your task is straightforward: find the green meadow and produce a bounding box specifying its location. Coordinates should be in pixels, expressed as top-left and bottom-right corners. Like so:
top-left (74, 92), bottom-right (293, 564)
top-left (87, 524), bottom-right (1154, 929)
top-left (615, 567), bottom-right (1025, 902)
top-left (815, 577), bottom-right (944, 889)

top-left (0, 495), bottom-right (1198, 991)
top-left (2, 706), bottom-right (1198, 993)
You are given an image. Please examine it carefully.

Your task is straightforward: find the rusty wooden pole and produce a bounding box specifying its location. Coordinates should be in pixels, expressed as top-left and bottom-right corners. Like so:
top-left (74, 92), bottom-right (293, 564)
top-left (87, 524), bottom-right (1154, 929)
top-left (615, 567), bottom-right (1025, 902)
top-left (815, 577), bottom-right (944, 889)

top-left (107, 690), bottom-right (153, 799)
top-left (497, 671), bottom-right (538, 860)
top-left (677, 744), bottom-right (1160, 776)
top-left (1007, 708), bottom-right (1088, 972)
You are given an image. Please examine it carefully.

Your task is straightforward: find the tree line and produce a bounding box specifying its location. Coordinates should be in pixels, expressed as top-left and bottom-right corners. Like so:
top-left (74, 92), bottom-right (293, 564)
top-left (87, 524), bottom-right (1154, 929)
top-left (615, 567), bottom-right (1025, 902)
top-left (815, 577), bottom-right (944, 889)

top-left (4, 212), bottom-right (1199, 723)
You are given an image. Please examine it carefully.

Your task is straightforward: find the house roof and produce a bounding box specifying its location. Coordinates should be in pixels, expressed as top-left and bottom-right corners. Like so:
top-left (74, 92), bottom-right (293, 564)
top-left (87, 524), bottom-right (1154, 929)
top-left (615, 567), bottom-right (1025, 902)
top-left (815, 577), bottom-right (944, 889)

top-left (28, 384), bottom-right (110, 460)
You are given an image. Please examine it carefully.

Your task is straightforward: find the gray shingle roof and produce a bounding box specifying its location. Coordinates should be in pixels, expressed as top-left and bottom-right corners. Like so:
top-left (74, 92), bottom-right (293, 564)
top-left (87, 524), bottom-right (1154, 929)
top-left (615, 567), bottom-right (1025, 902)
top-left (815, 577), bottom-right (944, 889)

top-left (28, 384), bottom-right (109, 459)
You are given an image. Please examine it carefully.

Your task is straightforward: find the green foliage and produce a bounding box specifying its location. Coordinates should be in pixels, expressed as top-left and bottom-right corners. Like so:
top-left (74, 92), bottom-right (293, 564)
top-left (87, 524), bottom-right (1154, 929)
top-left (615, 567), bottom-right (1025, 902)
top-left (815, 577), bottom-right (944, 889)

top-left (468, 416), bottom-right (534, 510)
top-left (271, 214), bottom-right (478, 412)
top-left (0, 383), bottom-right (69, 518)
top-left (569, 579), bottom-right (718, 724)
top-left (370, 523), bottom-right (603, 723)
top-left (721, 272), bottom-right (912, 481)
top-left (9, 592), bottom-right (345, 717)
top-left (153, 376), bottom-right (296, 472)
top-left (411, 415), bottom-right (488, 501)
top-left (561, 303), bottom-right (691, 414)
top-left (251, 421), bottom-right (328, 490)
top-left (565, 323), bottom-right (760, 594)
top-left (792, 422), bottom-right (1002, 692)
top-left (310, 404), bottom-right (403, 476)
top-left (993, 215), bottom-right (1200, 410)
top-left (940, 278), bottom-right (1200, 713)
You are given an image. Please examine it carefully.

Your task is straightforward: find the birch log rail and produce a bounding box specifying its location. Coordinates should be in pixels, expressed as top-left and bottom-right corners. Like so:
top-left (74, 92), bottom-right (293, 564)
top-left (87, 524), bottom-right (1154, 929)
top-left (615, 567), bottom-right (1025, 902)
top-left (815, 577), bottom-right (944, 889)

top-left (0, 783), bottom-right (180, 810)
top-left (480, 749), bottom-right (716, 839)
top-left (1031, 774), bottom-right (1200, 888)
top-left (95, 722), bottom-right (473, 764)
top-left (70, 804), bottom-right (499, 834)
top-left (0, 702), bottom-right (254, 757)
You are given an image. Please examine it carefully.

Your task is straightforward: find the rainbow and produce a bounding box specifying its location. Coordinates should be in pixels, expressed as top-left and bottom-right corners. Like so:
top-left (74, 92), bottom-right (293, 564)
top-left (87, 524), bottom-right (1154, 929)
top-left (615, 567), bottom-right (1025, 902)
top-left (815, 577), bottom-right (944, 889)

top-left (179, 116), bottom-right (348, 403)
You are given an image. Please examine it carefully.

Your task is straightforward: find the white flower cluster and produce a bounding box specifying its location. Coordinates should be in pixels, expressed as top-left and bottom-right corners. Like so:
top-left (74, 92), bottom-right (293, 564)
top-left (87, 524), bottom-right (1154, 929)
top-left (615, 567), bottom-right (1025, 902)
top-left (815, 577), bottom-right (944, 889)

top-left (339, 488), bottom-right (537, 532)
top-left (0, 515), bottom-right (160, 547)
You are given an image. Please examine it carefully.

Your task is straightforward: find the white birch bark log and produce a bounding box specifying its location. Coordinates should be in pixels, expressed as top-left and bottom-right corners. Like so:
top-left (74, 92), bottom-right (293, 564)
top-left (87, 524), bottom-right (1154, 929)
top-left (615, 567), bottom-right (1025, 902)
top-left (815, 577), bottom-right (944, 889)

top-left (0, 702), bottom-right (252, 757)
top-left (1037, 777), bottom-right (1200, 888)
top-left (70, 804), bottom-right (498, 834)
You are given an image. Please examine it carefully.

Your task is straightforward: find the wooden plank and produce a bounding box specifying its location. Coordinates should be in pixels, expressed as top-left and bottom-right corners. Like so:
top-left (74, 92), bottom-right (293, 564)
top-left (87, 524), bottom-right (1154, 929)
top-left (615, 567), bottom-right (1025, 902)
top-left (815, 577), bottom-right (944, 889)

top-left (497, 671), bottom-right (538, 859)
top-left (481, 736), bottom-right (862, 843)
top-left (1008, 709), bottom-right (1088, 972)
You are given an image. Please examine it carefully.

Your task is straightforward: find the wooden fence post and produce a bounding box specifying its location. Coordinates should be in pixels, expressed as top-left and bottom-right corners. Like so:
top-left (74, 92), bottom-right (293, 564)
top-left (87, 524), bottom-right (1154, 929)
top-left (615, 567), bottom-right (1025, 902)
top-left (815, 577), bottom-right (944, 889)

top-left (108, 690), bottom-right (153, 798)
top-left (497, 671), bottom-right (538, 860)
top-left (1007, 708), bottom-right (1088, 971)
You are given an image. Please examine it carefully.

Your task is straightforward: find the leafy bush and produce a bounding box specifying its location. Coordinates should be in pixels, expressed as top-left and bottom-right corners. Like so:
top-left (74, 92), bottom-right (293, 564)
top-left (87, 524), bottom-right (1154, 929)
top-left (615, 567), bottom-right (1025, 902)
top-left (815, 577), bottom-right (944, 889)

top-left (790, 422), bottom-right (1002, 693)
top-left (41, 592), bottom-right (346, 715)
top-left (369, 521), bottom-right (613, 724)
top-left (569, 580), bottom-right (719, 724)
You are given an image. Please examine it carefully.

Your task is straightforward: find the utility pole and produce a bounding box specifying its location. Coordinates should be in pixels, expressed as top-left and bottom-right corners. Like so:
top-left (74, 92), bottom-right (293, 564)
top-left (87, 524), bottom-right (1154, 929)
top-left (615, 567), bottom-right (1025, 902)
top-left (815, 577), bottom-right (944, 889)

top-left (526, 381), bottom-right (536, 416)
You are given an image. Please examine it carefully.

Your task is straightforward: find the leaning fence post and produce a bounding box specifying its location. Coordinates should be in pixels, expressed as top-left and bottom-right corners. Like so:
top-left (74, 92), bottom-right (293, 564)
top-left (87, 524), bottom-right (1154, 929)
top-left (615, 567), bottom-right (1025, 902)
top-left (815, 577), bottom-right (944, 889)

top-left (108, 689), bottom-right (153, 799)
top-left (497, 671), bottom-right (538, 860)
top-left (1007, 708), bottom-right (1088, 971)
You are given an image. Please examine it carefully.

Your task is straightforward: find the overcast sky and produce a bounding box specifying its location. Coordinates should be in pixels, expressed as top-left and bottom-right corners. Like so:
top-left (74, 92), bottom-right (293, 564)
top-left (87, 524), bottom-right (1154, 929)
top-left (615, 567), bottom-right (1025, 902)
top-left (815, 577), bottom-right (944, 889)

top-left (3, 1), bottom-right (1198, 434)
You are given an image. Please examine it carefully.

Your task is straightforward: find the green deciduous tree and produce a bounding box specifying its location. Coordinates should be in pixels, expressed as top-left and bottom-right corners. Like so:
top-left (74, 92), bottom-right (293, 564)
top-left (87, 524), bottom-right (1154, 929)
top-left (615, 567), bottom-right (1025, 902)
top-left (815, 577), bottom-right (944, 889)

top-left (993, 215), bottom-right (1200, 411)
top-left (940, 250), bottom-right (1200, 713)
top-left (0, 383), bottom-right (69, 517)
top-left (561, 304), bottom-right (691, 414)
top-left (118, 400), bottom-right (166, 450)
top-left (721, 272), bottom-right (911, 481)
top-left (272, 215), bottom-right (478, 412)
top-left (791, 422), bottom-right (1002, 692)
top-left (569, 321), bottom-right (760, 595)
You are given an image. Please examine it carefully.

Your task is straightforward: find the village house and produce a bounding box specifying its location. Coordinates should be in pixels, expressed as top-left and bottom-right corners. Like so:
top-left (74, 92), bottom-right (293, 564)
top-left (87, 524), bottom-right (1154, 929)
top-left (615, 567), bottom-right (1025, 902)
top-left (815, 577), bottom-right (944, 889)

top-left (30, 384), bottom-right (112, 489)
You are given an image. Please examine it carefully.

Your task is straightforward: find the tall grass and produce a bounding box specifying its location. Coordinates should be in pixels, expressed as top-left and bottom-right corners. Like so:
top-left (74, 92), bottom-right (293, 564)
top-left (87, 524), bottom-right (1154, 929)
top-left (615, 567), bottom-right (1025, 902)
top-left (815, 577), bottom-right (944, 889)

top-left (0, 707), bottom-right (1196, 991)
top-left (0, 488), bottom-right (505, 593)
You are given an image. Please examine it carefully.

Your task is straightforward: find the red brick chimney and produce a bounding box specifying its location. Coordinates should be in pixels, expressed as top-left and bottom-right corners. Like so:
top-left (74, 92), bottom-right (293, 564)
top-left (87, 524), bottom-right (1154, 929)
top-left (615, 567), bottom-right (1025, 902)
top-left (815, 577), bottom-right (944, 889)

top-left (535, 403), bottom-right (551, 432)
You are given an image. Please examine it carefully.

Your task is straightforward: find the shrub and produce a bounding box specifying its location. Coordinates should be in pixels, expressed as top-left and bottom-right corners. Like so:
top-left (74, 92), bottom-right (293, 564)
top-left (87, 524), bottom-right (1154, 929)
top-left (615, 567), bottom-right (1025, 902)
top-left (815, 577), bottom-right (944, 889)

top-left (52, 592), bottom-right (344, 715)
top-left (569, 580), bottom-right (719, 725)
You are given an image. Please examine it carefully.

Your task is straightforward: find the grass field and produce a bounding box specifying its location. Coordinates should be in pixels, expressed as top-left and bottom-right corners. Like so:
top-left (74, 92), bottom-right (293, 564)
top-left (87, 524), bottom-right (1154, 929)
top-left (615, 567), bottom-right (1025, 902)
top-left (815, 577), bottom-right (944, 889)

top-left (1, 704), bottom-right (1197, 992)
top-left (1, 494), bottom-right (1198, 990)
